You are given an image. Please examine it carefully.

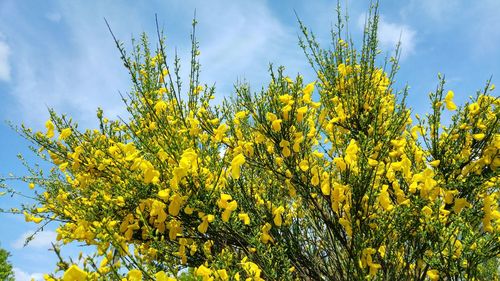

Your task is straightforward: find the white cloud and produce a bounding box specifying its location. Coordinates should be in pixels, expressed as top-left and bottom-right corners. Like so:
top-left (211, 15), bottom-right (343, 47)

top-left (378, 17), bottom-right (416, 60)
top-left (6, 0), bottom-right (312, 128)
top-left (45, 12), bottom-right (62, 23)
top-left (358, 14), bottom-right (416, 60)
top-left (12, 230), bottom-right (57, 249)
top-left (2, 0), bottom-right (316, 128)
top-left (0, 34), bottom-right (11, 82)
top-left (468, 0), bottom-right (500, 56)
top-left (193, 1), bottom-right (303, 99)
top-left (14, 268), bottom-right (45, 281)
top-left (404, 0), bottom-right (460, 22)
top-left (3, 2), bottom-right (135, 128)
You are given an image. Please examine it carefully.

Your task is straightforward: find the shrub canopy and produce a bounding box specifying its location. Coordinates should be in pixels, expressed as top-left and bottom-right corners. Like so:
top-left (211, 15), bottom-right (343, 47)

top-left (4, 4), bottom-right (500, 281)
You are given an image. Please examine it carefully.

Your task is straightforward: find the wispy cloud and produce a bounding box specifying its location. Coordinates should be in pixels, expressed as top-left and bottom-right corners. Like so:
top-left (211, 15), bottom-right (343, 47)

top-left (403, 0), bottom-right (460, 23)
top-left (378, 16), bottom-right (416, 60)
top-left (12, 230), bottom-right (57, 249)
top-left (45, 12), bottom-right (62, 23)
top-left (2, 0), bottom-right (309, 128)
top-left (467, 0), bottom-right (500, 56)
top-left (0, 33), bottom-right (11, 82)
top-left (193, 1), bottom-right (304, 98)
top-left (358, 14), bottom-right (416, 60)
top-left (14, 268), bottom-right (45, 281)
top-left (2, 1), bottom-right (134, 127)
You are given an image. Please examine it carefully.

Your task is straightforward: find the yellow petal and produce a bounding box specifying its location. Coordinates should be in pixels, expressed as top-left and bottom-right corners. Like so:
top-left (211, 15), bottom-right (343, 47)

top-left (444, 90), bottom-right (457, 111)
top-left (58, 128), bottom-right (72, 140)
top-left (303, 82), bottom-right (315, 96)
top-left (231, 154), bottom-right (246, 179)
top-left (472, 133), bottom-right (485, 141)
top-left (299, 159), bottom-right (309, 171)
top-left (427, 269), bottom-right (439, 281)
top-left (62, 265), bottom-right (87, 281)
top-left (429, 160), bottom-right (440, 167)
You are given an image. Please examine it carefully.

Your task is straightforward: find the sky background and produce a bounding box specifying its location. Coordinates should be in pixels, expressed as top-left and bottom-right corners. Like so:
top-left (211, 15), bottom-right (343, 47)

top-left (0, 0), bottom-right (499, 279)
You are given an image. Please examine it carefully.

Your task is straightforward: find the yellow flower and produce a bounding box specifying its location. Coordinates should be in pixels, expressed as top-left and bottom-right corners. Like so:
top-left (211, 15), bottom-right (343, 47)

top-left (297, 106), bottom-right (307, 122)
top-left (468, 102), bottom-right (480, 114)
top-left (334, 157), bottom-right (347, 171)
top-left (344, 139), bottom-right (359, 165)
top-left (278, 94), bottom-right (292, 104)
top-left (184, 206), bottom-right (194, 215)
top-left (58, 128), bottom-right (72, 140)
top-left (427, 269), bottom-right (439, 281)
top-left (158, 189), bottom-right (170, 200)
top-left (273, 206), bottom-right (285, 227)
top-left (216, 269), bottom-right (229, 281)
top-left (280, 140), bottom-right (291, 157)
top-left (198, 214), bottom-right (214, 234)
top-left (214, 123), bottom-right (228, 142)
top-left (155, 271), bottom-right (176, 281)
top-left (231, 153), bottom-right (246, 179)
top-left (321, 180), bottom-right (330, 195)
top-left (24, 211), bottom-right (43, 224)
top-left (168, 194), bottom-right (182, 216)
top-left (429, 160), bottom-right (440, 167)
top-left (282, 146), bottom-right (291, 157)
top-left (266, 112), bottom-right (277, 121)
top-left (453, 198), bottom-right (470, 213)
top-left (222, 200), bottom-right (238, 222)
top-left (378, 185), bottom-right (394, 211)
top-left (281, 104), bottom-right (292, 120)
top-left (218, 194), bottom-right (233, 208)
top-left (193, 85), bottom-right (203, 95)
top-left (28, 182), bottom-right (35, 189)
top-left (299, 159), bottom-right (309, 171)
top-left (302, 82), bottom-right (315, 103)
top-left (311, 174), bottom-right (319, 186)
top-left (472, 133), bottom-right (485, 141)
top-left (150, 200), bottom-right (167, 224)
top-left (378, 245), bottom-right (386, 258)
top-left (261, 223), bottom-right (273, 244)
top-left (195, 265), bottom-right (212, 280)
top-left (240, 257), bottom-right (263, 278)
top-left (369, 262), bottom-right (381, 277)
top-left (271, 119), bottom-right (282, 132)
top-left (238, 213), bottom-right (250, 225)
top-left (234, 111), bottom-right (247, 125)
top-left (45, 120), bottom-right (55, 138)
top-left (339, 217), bottom-right (352, 237)
top-left (337, 63), bottom-right (348, 76)
top-left (411, 125), bottom-right (425, 139)
top-left (444, 90), bottom-right (457, 111)
top-left (312, 150), bottom-right (324, 159)
top-left (127, 269), bottom-right (143, 281)
top-left (367, 158), bottom-right (378, 167)
top-left (154, 100), bottom-right (167, 114)
top-left (360, 247), bottom-right (382, 276)
top-left (168, 219), bottom-right (182, 240)
top-left (62, 265), bottom-right (87, 281)
top-left (422, 206), bottom-right (433, 217)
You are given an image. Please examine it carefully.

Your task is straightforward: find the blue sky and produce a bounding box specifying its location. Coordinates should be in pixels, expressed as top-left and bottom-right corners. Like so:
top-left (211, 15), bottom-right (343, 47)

top-left (0, 0), bottom-right (499, 279)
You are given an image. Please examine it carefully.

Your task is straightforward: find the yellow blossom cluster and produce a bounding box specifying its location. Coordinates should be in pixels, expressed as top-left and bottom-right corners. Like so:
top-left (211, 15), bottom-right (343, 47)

top-left (7, 7), bottom-right (500, 281)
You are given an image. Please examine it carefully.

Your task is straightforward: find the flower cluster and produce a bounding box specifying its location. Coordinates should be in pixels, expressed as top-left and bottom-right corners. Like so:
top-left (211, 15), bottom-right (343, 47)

top-left (7, 6), bottom-right (500, 281)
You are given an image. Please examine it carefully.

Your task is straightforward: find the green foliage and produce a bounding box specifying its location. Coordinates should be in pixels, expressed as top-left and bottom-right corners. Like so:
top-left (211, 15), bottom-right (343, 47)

top-left (0, 246), bottom-right (15, 281)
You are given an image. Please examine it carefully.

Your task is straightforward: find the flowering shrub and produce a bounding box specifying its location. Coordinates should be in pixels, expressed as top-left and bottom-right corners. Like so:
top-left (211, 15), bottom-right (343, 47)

top-left (4, 5), bottom-right (500, 281)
